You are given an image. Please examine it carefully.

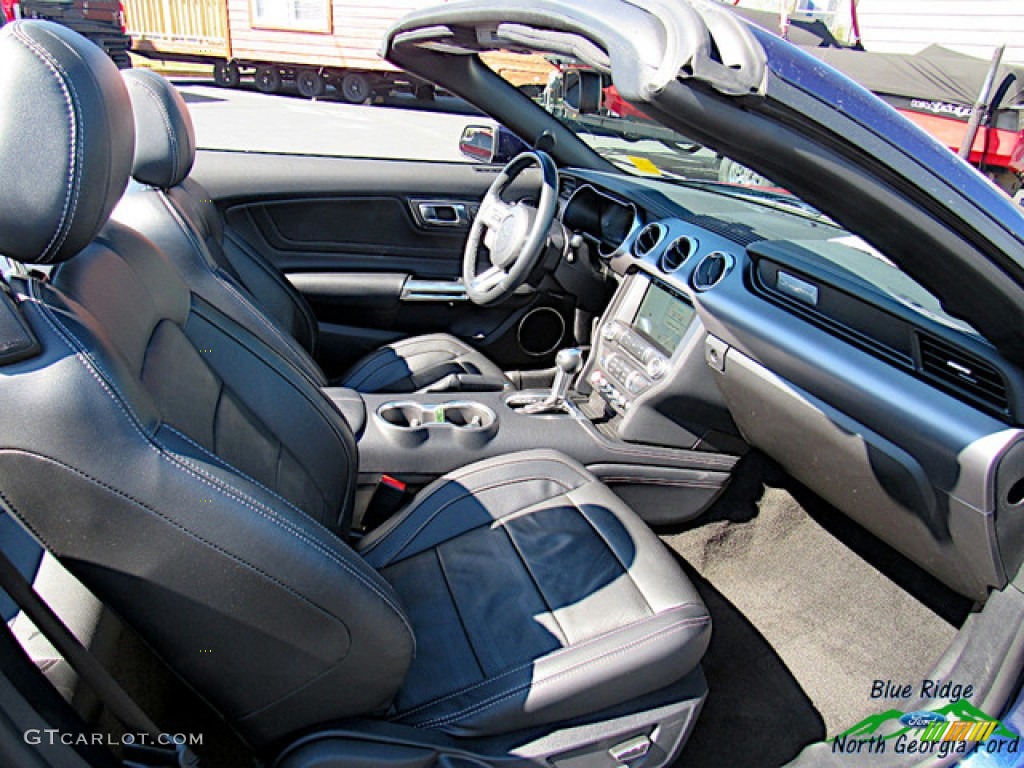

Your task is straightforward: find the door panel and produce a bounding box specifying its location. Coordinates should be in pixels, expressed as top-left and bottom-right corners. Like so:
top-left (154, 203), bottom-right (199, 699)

top-left (191, 150), bottom-right (573, 372)
top-left (226, 197), bottom-right (470, 279)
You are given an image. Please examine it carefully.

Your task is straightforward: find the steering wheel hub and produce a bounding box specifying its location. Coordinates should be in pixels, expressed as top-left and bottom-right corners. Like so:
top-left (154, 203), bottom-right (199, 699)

top-left (491, 206), bottom-right (529, 268)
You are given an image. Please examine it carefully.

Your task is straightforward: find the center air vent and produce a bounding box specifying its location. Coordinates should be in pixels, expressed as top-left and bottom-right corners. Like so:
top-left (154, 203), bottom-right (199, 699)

top-left (918, 334), bottom-right (1009, 414)
top-left (633, 223), bottom-right (665, 258)
top-left (660, 236), bottom-right (696, 272)
top-left (692, 251), bottom-right (734, 291)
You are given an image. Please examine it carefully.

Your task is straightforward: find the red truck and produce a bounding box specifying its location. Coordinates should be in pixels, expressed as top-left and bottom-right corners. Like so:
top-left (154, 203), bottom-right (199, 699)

top-left (2, 0), bottom-right (130, 67)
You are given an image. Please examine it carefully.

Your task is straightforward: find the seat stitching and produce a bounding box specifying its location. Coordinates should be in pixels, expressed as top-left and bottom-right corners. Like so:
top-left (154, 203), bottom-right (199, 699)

top-left (498, 522), bottom-right (570, 648)
top-left (27, 283), bottom-right (413, 641)
top-left (187, 299), bottom-right (347, 460)
top-left (0, 449), bottom-right (345, 627)
top-left (362, 453), bottom-right (591, 557)
top-left (567, 489), bottom-right (653, 615)
top-left (180, 285), bottom-right (354, 514)
top-left (597, 478), bottom-right (723, 488)
top-left (222, 229), bottom-right (318, 345)
top-left (215, 269), bottom-right (319, 377)
top-left (162, 423), bottom-right (309, 521)
top-left (432, 547), bottom-right (486, 677)
top-left (393, 604), bottom-right (698, 719)
top-left (339, 346), bottom-right (389, 386)
top-left (12, 28), bottom-right (81, 263)
top-left (156, 190), bottom-right (317, 379)
top-left (0, 485), bottom-right (56, 554)
top-left (370, 476), bottom-right (574, 567)
top-left (408, 613), bottom-right (709, 728)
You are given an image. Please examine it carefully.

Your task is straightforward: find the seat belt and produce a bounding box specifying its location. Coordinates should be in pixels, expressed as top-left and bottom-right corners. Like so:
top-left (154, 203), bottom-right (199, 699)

top-left (0, 548), bottom-right (200, 768)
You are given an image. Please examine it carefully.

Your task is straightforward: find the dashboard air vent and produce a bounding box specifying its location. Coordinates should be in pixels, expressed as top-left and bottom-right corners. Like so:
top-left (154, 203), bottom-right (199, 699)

top-left (918, 334), bottom-right (1009, 414)
top-left (633, 223), bottom-right (664, 258)
top-left (660, 236), bottom-right (696, 272)
top-left (560, 176), bottom-right (577, 199)
top-left (692, 251), bottom-right (734, 291)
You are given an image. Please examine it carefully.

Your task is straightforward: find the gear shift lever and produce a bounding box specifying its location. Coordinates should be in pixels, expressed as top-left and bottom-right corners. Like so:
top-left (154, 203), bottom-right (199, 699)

top-left (522, 348), bottom-right (583, 414)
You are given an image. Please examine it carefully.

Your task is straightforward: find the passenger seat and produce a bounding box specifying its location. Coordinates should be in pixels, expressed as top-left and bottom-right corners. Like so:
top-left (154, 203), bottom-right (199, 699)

top-left (112, 68), bottom-right (513, 393)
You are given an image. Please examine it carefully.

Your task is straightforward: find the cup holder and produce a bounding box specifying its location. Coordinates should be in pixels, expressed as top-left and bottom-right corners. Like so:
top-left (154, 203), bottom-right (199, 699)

top-left (375, 401), bottom-right (498, 448)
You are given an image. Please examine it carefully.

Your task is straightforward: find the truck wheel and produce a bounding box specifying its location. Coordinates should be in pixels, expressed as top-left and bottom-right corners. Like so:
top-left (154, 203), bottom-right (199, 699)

top-left (296, 69), bottom-right (325, 99)
top-left (340, 73), bottom-right (371, 104)
top-left (254, 66), bottom-right (282, 94)
top-left (214, 62), bottom-right (241, 88)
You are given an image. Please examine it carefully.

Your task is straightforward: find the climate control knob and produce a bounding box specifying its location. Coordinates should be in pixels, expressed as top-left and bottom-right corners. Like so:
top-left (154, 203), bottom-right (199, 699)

top-left (645, 355), bottom-right (668, 380)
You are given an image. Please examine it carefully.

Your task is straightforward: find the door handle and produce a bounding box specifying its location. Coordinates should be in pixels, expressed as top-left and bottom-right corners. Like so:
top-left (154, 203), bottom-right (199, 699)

top-left (412, 200), bottom-right (471, 228)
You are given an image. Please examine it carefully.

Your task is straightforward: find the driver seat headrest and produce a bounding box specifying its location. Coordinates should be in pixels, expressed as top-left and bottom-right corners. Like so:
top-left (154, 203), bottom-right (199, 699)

top-left (122, 68), bottom-right (196, 189)
top-left (0, 20), bottom-right (134, 265)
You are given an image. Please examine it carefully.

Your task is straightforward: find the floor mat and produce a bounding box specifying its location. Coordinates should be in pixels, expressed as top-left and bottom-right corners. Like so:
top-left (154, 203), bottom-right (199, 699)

top-left (669, 454), bottom-right (972, 767)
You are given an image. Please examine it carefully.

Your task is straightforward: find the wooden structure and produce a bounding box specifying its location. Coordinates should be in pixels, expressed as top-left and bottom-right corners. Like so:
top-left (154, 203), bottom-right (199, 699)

top-left (123, 0), bottom-right (553, 100)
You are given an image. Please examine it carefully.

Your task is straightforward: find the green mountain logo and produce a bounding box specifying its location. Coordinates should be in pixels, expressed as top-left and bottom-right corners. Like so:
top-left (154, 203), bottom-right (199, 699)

top-left (833, 699), bottom-right (1018, 742)
top-left (837, 709), bottom-right (906, 739)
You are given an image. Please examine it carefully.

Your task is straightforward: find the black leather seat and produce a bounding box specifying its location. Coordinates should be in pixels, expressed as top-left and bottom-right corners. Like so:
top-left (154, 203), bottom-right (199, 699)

top-left (112, 67), bottom-right (512, 393)
top-left (361, 451), bottom-right (710, 737)
top-left (0, 21), bottom-right (709, 765)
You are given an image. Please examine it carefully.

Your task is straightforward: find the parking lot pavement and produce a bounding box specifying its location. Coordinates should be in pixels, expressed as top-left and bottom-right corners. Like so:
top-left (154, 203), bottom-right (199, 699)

top-left (174, 80), bottom-right (494, 163)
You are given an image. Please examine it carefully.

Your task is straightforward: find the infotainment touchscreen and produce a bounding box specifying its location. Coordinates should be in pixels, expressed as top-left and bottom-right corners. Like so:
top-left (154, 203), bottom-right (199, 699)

top-left (632, 281), bottom-right (696, 354)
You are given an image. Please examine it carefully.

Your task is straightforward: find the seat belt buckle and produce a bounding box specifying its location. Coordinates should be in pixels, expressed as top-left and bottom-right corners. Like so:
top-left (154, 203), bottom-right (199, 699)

top-left (362, 474), bottom-right (408, 530)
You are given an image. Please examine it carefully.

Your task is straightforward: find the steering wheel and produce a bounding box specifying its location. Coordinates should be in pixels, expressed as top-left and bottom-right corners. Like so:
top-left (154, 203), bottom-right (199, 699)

top-left (463, 150), bottom-right (559, 305)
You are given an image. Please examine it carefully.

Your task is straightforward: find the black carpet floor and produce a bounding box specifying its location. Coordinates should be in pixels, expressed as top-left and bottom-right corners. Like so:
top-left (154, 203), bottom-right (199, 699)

top-left (668, 455), bottom-right (973, 767)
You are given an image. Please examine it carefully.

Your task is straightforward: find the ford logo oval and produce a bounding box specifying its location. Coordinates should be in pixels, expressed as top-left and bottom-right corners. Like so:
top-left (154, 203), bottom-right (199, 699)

top-left (900, 711), bottom-right (947, 728)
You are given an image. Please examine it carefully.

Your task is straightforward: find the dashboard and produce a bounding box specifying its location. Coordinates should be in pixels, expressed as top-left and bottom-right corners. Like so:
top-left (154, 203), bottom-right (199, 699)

top-left (556, 168), bottom-right (1024, 604)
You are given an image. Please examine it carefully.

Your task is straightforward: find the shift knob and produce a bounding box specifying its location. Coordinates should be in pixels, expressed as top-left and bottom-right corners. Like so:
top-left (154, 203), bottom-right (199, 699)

top-left (556, 347), bottom-right (583, 374)
top-left (519, 348), bottom-right (584, 415)
top-left (551, 347), bottom-right (583, 402)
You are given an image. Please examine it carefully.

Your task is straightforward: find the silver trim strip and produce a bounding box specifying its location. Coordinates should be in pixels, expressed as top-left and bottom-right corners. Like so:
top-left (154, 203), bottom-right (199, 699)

top-left (400, 279), bottom-right (469, 302)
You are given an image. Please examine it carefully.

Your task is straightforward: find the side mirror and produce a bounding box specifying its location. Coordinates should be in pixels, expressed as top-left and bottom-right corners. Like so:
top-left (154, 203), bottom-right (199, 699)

top-left (562, 69), bottom-right (602, 114)
top-left (459, 125), bottom-right (531, 164)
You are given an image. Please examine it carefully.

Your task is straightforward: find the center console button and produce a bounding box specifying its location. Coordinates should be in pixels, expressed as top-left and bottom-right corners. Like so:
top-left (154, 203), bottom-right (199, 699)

top-left (625, 371), bottom-right (651, 395)
top-left (645, 356), bottom-right (667, 379)
top-left (601, 322), bottom-right (624, 342)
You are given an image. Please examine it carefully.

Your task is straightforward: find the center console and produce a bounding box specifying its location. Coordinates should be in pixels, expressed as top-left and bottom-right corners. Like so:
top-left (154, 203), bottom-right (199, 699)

top-left (340, 387), bottom-right (736, 525)
top-left (325, 269), bottom-right (743, 529)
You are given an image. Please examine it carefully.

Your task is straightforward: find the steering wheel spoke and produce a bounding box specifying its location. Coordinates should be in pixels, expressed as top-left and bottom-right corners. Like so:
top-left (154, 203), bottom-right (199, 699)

top-left (472, 265), bottom-right (507, 294)
top-left (463, 150), bottom-right (559, 306)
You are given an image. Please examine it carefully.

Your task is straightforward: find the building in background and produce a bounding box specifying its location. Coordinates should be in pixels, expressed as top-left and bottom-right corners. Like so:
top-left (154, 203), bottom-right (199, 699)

top-left (723, 0), bottom-right (1024, 64)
